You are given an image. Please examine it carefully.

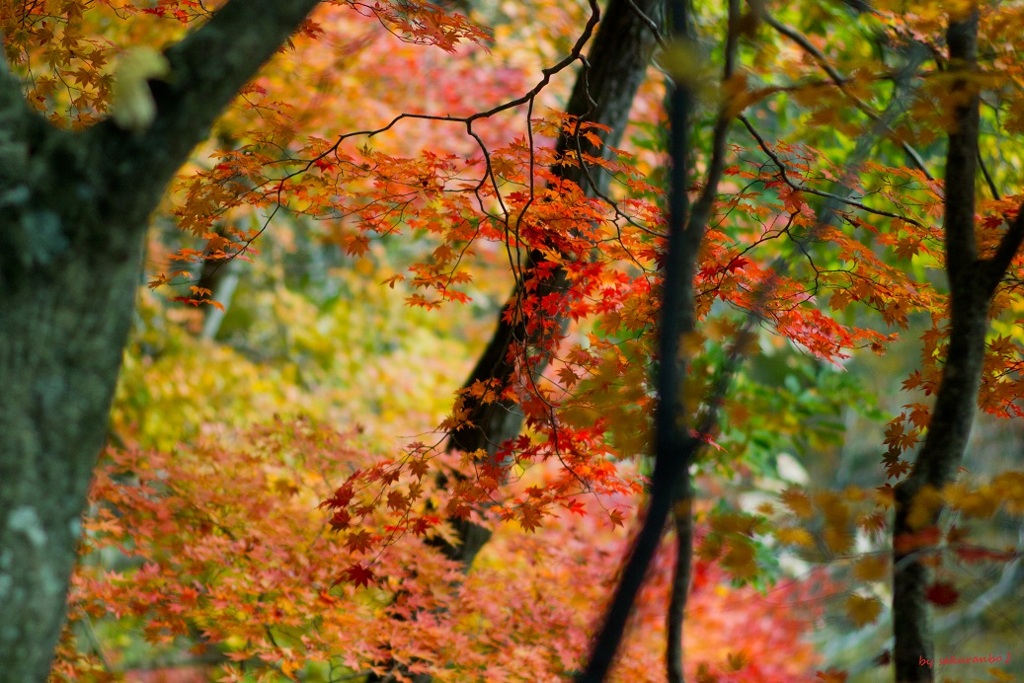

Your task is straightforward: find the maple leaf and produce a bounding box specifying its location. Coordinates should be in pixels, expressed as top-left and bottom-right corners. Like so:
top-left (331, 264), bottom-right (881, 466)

top-left (322, 484), bottom-right (355, 510)
top-left (386, 490), bottom-right (408, 512)
top-left (775, 526), bottom-right (815, 547)
top-left (722, 538), bottom-right (758, 580)
top-left (342, 562), bottom-right (375, 588)
top-left (345, 530), bottom-right (375, 555)
top-left (844, 594), bottom-right (882, 628)
top-left (851, 555), bottom-right (888, 582)
top-left (901, 370), bottom-right (924, 391)
top-left (725, 256), bottom-right (749, 273)
top-left (694, 662), bottom-right (718, 683)
top-left (518, 505), bottom-right (545, 533)
top-left (218, 665), bottom-right (247, 683)
top-left (343, 234), bottom-right (370, 256)
top-left (564, 499), bottom-right (587, 516)
top-left (328, 509), bottom-right (351, 531)
top-left (883, 418), bottom-right (919, 453)
top-left (906, 485), bottom-right (943, 530)
top-left (924, 581), bottom-right (959, 608)
top-left (780, 487), bottom-right (814, 519)
top-left (407, 458), bottom-right (430, 479)
top-left (893, 236), bottom-right (920, 260)
top-left (411, 516), bottom-right (439, 536)
top-left (725, 651), bottom-right (747, 671)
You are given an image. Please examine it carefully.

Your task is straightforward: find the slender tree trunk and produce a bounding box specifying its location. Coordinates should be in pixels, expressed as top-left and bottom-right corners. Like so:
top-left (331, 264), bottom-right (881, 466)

top-left (891, 10), bottom-right (1024, 681)
top-left (578, 0), bottom-right (697, 676)
top-left (0, 3), bottom-right (321, 679)
top-left (364, 4), bottom-right (666, 680)
top-left (435, 0), bottom-right (666, 568)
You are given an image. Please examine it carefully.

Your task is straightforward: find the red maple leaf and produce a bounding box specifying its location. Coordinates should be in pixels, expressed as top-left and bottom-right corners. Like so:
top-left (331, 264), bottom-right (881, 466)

top-left (345, 529), bottom-right (375, 555)
top-left (343, 562), bottom-right (375, 588)
top-left (925, 581), bottom-right (959, 607)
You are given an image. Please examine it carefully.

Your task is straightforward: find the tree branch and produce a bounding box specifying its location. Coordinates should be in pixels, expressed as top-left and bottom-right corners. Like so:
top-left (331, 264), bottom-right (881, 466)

top-left (87, 0), bottom-right (323, 208)
top-left (940, 14), bottom-right (981, 294)
top-left (755, 3), bottom-right (933, 180)
top-left (435, 0), bottom-right (665, 568)
top-left (982, 201), bottom-right (1024, 298)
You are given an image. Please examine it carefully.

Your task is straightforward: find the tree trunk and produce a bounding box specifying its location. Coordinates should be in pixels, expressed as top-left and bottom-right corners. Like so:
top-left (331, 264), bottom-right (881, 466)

top-left (0, 2), bottom-right (321, 679)
top-left (0, 211), bottom-right (145, 682)
top-left (436, 0), bottom-right (665, 568)
top-left (364, 4), bottom-right (666, 681)
top-left (891, 10), bottom-right (1024, 681)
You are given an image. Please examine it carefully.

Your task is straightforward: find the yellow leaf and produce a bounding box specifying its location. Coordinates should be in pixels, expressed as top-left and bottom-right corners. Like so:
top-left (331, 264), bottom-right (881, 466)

top-left (698, 534), bottom-right (723, 561)
top-left (851, 555), bottom-right (888, 582)
top-left (679, 331), bottom-right (706, 359)
top-left (661, 40), bottom-right (706, 89)
top-left (943, 482), bottom-right (997, 519)
top-left (824, 525), bottom-right (854, 554)
top-left (704, 317), bottom-right (739, 342)
top-left (722, 537), bottom-right (758, 580)
top-left (710, 511), bottom-right (759, 535)
top-left (780, 487), bottom-right (814, 519)
top-left (830, 290), bottom-right (852, 311)
top-left (907, 485), bottom-right (943, 530)
top-left (807, 106), bottom-right (838, 129)
top-left (720, 72), bottom-right (756, 118)
top-left (354, 257), bottom-right (376, 277)
top-left (816, 491), bottom-right (853, 553)
top-left (844, 594), bottom-right (882, 628)
top-left (990, 471), bottom-right (1024, 515)
top-left (776, 526), bottom-right (815, 547)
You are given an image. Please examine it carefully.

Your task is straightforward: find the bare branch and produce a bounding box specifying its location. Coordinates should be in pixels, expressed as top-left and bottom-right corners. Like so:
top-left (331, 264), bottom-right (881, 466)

top-left (977, 149), bottom-right (1000, 200)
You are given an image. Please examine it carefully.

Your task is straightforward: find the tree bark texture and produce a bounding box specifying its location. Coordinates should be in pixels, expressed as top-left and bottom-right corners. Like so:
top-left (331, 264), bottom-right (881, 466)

top-left (0, 2), bottom-right (320, 679)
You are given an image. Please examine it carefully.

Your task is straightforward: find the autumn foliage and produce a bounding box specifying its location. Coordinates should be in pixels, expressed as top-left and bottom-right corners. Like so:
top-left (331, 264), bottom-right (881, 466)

top-left (56, 419), bottom-right (827, 682)
top-left (4, 0), bottom-right (1024, 680)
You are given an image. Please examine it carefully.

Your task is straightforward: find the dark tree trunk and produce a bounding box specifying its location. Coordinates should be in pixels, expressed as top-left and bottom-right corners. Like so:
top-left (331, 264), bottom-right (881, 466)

top-left (891, 10), bottom-right (1024, 682)
top-left (0, 200), bottom-right (146, 683)
top-left (436, 0), bottom-right (666, 569)
top-left (363, 4), bottom-right (667, 681)
top-left (0, 2), bottom-right (321, 679)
